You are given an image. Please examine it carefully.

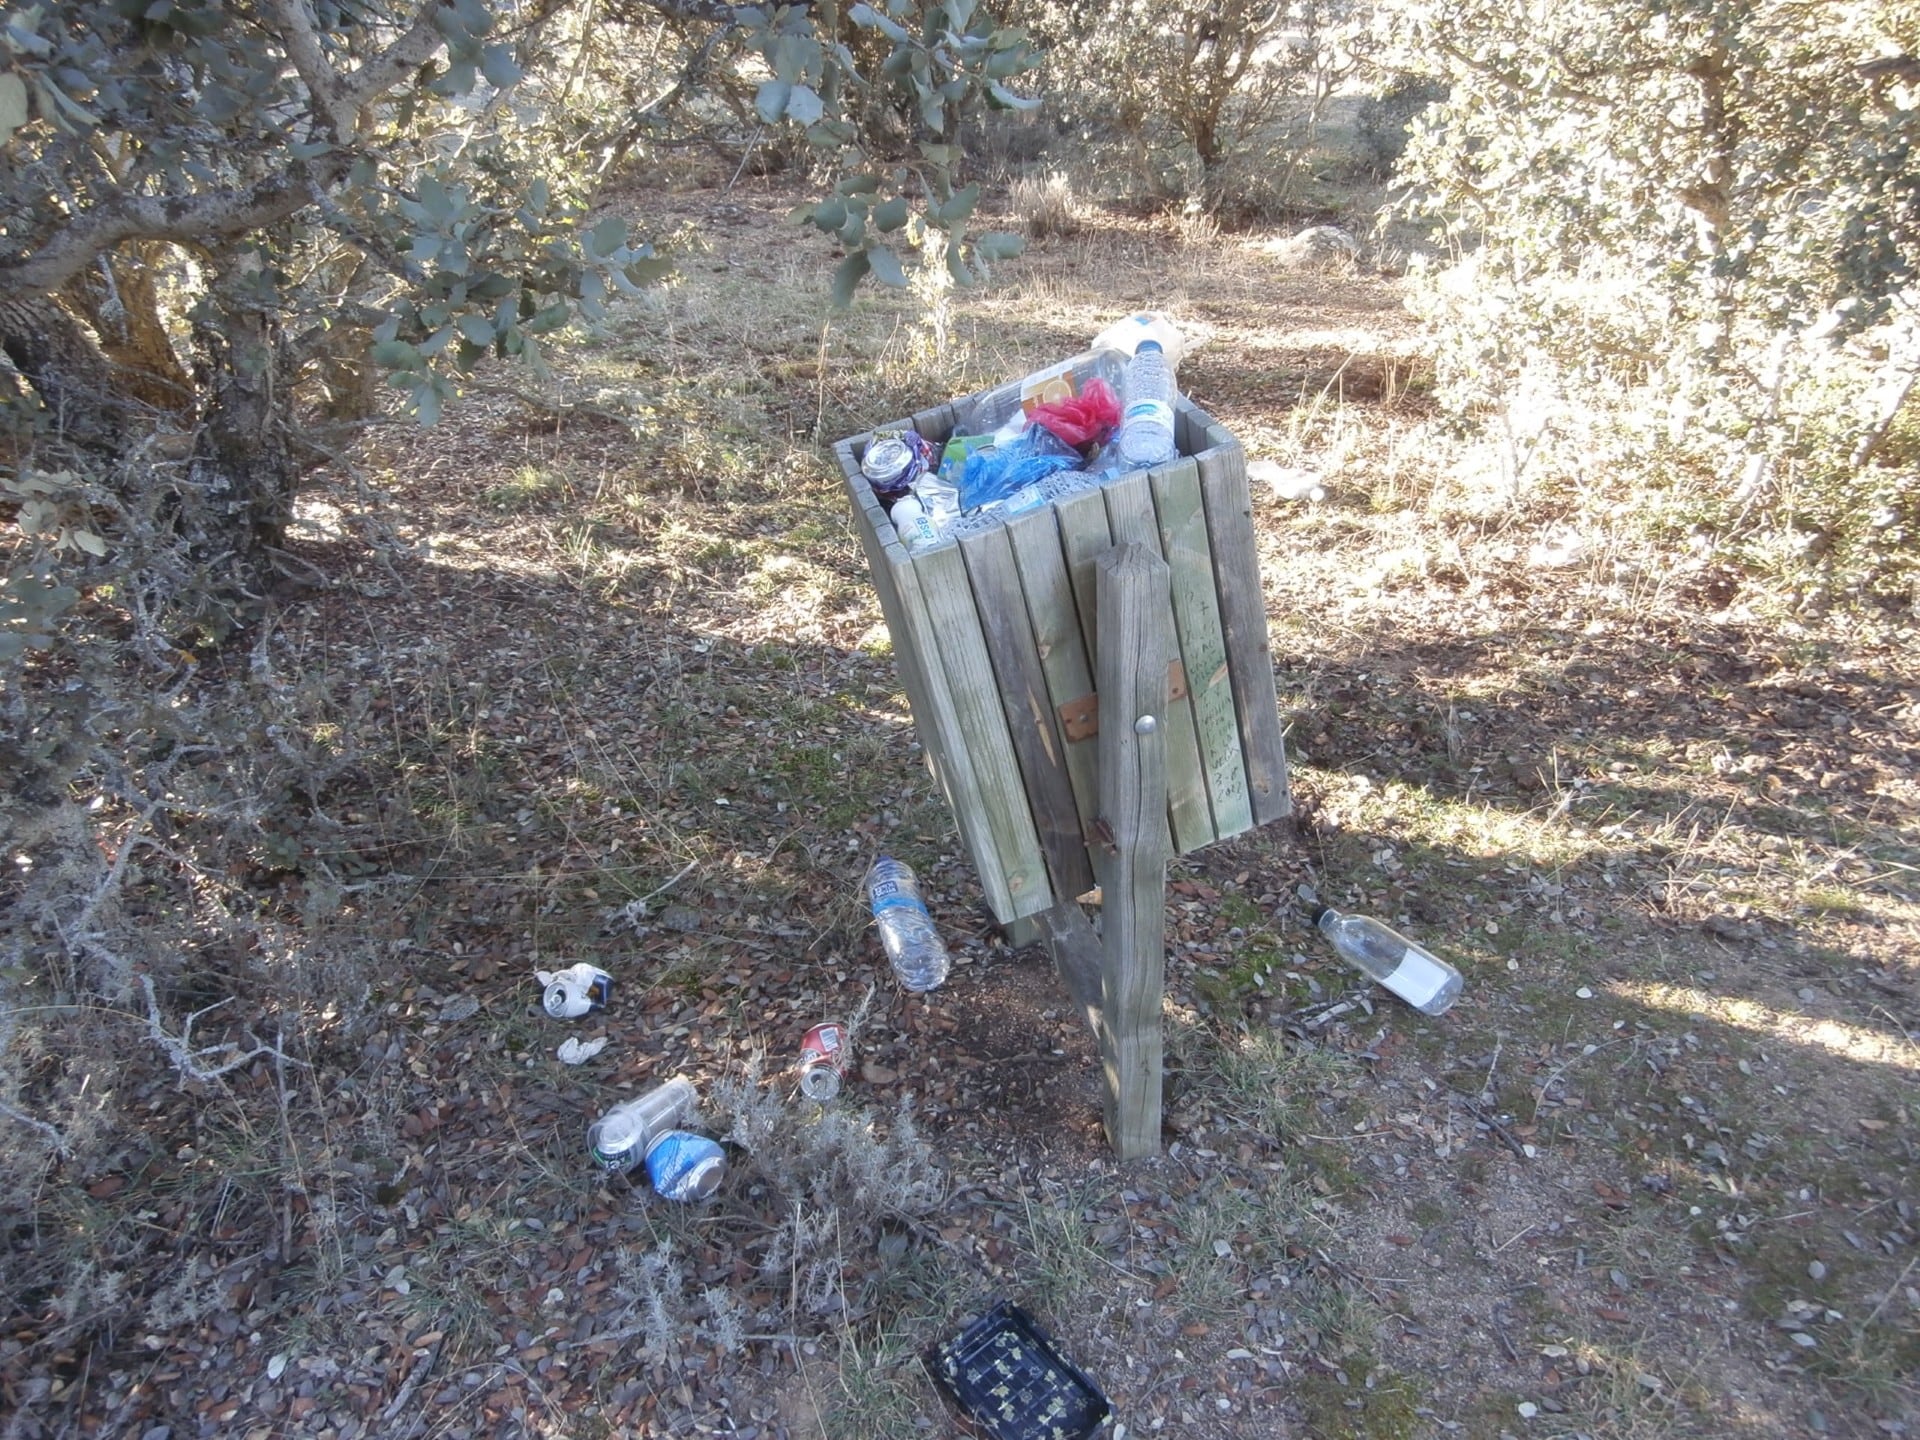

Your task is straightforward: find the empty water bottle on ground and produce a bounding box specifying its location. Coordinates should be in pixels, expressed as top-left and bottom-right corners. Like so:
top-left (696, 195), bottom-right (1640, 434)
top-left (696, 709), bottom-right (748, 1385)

top-left (865, 856), bottom-right (951, 992)
top-left (587, 1077), bottom-right (696, 1173)
top-left (1308, 904), bottom-right (1462, 1016)
top-left (1116, 340), bottom-right (1178, 470)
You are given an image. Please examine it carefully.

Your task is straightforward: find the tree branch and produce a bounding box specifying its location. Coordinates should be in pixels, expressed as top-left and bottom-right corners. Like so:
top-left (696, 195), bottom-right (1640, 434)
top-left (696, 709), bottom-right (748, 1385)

top-left (262, 0), bottom-right (359, 138)
top-left (0, 164), bottom-right (344, 294)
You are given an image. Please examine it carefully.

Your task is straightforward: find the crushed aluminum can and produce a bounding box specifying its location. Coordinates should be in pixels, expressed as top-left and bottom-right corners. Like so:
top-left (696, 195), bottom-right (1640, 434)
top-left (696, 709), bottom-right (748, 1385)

top-left (797, 1022), bottom-right (849, 1102)
top-left (644, 1130), bottom-right (727, 1201)
top-left (537, 962), bottom-right (612, 1019)
top-left (860, 430), bottom-right (933, 500)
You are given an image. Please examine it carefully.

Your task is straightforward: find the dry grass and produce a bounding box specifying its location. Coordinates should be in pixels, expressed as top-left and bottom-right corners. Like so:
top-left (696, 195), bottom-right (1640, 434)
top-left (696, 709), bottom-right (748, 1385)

top-left (3, 171), bottom-right (1916, 1440)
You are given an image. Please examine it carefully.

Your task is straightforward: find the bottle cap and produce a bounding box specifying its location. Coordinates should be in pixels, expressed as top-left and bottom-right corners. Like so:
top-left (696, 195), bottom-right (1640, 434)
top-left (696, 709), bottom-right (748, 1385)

top-left (1306, 902), bottom-right (1331, 926)
top-left (1136, 339), bottom-right (1163, 354)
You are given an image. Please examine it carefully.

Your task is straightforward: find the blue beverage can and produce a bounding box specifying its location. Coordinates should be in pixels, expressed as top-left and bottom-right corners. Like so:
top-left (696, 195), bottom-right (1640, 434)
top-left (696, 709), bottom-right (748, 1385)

top-left (644, 1130), bottom-right (726, 1202)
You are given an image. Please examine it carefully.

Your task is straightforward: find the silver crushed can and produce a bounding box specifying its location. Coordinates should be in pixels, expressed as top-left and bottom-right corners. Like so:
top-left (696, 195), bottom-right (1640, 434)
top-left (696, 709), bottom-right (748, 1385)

top-left (541, 963), bottom-right (612, 1019)
top-left (860, 434), bottom-right (919, 498)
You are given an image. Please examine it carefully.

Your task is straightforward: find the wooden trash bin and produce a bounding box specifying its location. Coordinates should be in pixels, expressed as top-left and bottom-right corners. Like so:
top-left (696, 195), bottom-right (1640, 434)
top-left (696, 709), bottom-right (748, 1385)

top-left (834, 364), bottom-right (1291, 1157)
top-left (835, 381), bottom-right (1291, 921)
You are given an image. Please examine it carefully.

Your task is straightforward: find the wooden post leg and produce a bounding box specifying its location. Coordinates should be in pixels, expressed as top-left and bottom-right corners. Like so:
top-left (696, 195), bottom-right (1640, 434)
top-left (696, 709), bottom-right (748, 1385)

top-left (1093, 543), bottom-right (1170, 1160)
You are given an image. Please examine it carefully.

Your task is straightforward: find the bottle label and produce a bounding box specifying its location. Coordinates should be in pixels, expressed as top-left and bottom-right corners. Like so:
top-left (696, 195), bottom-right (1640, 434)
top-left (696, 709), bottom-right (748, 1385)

top-left (1381, 948), bottom-right (1451, 1010)
top-left (871, 891), bottom-right (929, 917)
top-left (1123, 399), bottom-right (1173, 427)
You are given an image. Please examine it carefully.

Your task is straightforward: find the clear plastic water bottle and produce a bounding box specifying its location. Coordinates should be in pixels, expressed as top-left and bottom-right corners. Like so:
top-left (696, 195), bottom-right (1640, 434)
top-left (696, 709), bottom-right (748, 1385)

top-left (587, 1077), bottom-right (696, 1173)
top-left (1116, 340), bottom-right (1179, 469)
top-left (865, 856), bottom-right (951, 992)
top-left (1309, 905), bottom-right (1462, 1016)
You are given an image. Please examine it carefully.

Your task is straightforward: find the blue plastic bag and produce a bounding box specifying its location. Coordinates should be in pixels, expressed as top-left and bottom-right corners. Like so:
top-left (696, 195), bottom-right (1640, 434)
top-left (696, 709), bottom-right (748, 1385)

top-left (957, 425), bottom-right (1082, 511)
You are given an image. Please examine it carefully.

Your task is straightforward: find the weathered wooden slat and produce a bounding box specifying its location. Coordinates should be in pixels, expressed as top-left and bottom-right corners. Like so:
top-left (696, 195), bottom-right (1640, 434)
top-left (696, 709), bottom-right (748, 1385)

top-left (960, 524), bottom-right (1096, 905)
top-left (1004, 507), bottom-right (1102, 861)
top-left (1093, 542), bottom-right (1170, 1160)
top-left (1053, 486), bottom-right (1111, 663)
top-left (1182, 402), bottom-right (1236, 457)
top-left (910, 402), bottom-right (956, 444)
top-left (914, 540), bottom-right (1051, 920)
top-left (1196, 440), bottom-right (1293, 824)
top-left (1151, 459), bottom-right (1254, 841)
top-left (1038, 900), bottom-right (1107, 1052)
top-left (837, 435), bottom-right (964, 811)
top-left (1102, 470), bottom-right (1216, 855)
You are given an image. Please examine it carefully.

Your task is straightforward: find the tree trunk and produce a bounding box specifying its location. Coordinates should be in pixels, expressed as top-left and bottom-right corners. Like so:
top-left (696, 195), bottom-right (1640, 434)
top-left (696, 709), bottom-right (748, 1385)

top-left (61, 244), bottom-right (196, 416)
top-left (129, 246), bottom-right (309, 637)
top-left (0, 293), bottom-right (130, 450)
top-left (184, 272), bottom-right (298, 591)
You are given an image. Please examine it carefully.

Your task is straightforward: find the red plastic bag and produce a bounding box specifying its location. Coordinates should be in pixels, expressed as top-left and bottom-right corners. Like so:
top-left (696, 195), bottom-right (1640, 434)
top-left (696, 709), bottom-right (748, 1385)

top-left (1029, 378), bottom-right (1120, 451)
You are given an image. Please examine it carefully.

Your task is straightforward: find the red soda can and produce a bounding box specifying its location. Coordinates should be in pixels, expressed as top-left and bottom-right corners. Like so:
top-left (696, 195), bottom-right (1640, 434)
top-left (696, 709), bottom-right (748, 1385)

top-left (798, 1022), bottom-right (849, 1101)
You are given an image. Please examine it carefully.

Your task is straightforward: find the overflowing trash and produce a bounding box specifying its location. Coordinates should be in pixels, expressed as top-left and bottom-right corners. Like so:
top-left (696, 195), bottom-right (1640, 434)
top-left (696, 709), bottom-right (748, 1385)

top-left (926, 1299), bottom-right (1110, 1440)
top-left (868, 311), bottom-right (1195, 554)
top-left (538, 962), bottom-right (612, 1019)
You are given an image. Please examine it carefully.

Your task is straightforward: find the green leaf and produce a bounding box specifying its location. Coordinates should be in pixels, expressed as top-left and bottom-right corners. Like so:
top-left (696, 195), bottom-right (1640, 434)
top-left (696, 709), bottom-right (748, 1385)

top-left (371, 339), bottom-right (420, 368)
top-left (417, 175), bottom-right (454, 224)
top-left (835, 174), bottom-right (882, 196)
top-left (72, 530), bottom-right (107, 557)
top-left (867, 246), bottom-right (907, 287)
top-left (986, 48), bottom-right (1029, 79)
top-left (414, 382), bottom-right (442, 427)
top-left (785, 84), bottom-right (825, 126)
top-left (0, 73), bottom-right (31, 144)
top-left (848, 2), bottom-right (909, 41)
top-left (812, 197), bottom-right (848, 232)
top-left (755, 78), bottom-right (792, 125)
top-left (453, 0), bottom-right (492, 37)
top-left (524, 301), bottom-right (571, 334)
top-left (987, 81), bottom-right (1041, 111)
top-left (480, 44), bottom-right (521, 88)
top-left (588, 214), bottom-right (627, 258)
top-left (623, 255), bottom-right (675, 286)
top-left (933, 184), bottom-right (980, 226)
top-left (831, 250), bottom-right (871, 309)
top-left (974, 230), bottom-right (1025, 261)
top-left (456, 313), bottom-right (494, 345)
top-left (288, 139), bottom-right (333, 160)
top-left (872, 196), bottom-right (909, 232)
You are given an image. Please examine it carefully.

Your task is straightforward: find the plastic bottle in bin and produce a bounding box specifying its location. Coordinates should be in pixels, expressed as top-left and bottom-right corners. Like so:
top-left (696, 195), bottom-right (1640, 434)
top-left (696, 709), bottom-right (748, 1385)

top-left (587, 1077), bottom-right (696, 1173)
top-left (1116, 340), bottom-right (1179, 470)
top-left (865, 856), bottom-right (951, 992)
top-left (1308, 904), bottom-right (1462, 1016)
